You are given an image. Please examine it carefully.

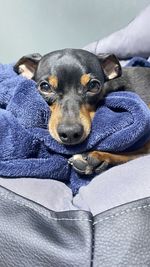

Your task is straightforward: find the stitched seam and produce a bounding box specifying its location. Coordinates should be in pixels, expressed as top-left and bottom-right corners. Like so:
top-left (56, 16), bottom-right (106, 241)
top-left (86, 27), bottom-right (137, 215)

top-left (0, 192), bottom-right (92, 222)
top-left (93, 204), bottom-right (150, 225)
top-left (91, 219), bottom-right (95, 266)
top-left (1, 192), bottom-right (150, 267)
top-left (0, 192), bottom-right (150, 224)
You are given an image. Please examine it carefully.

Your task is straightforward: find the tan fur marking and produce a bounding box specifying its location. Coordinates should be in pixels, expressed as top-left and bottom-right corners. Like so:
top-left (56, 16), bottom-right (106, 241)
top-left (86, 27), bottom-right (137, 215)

top-left (84, 104), bottom-right (96, 120)
top-left (78, 104), bottom-right (96, 140)
top-left (80, 74), bottom-right (90, 86)
top-left (48, 76), bottom-right (58, 88)
top-left (79, 105), bottom-right (92, 139)
top-left (89, 111), bottom-right (95, 120)
top-left (89, 140), bottom-right (150, 164)
top-left (49, 103), bottom-right (95, 144)
top-left (48, 103), bottom-right (62, 143)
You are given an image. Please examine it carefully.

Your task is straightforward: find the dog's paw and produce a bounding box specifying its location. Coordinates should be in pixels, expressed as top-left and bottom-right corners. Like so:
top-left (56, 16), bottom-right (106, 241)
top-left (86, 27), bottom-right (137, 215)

top-left (68, 152), bottom-right (109, 175)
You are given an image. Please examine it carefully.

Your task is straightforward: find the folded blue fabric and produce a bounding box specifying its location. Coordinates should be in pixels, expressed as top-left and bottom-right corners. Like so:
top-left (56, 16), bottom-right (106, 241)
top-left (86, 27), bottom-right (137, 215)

top-left (126, 56), bottom-right (150, 67)
top-left (0, 59), bottom-right (150, 194)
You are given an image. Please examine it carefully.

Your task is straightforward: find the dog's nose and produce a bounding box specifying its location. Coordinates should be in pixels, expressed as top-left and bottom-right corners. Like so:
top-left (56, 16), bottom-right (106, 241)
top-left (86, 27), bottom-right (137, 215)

top-left (57, 123), bottom-right (84, 145)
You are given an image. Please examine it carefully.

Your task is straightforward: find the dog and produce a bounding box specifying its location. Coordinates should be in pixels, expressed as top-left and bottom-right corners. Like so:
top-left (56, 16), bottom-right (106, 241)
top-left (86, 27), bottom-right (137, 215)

top-left (14, 48), bottom-right (150, 175)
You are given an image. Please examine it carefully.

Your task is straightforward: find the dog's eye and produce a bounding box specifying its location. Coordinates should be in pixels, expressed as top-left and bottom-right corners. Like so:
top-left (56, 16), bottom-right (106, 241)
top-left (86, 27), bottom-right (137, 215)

top-left (39, 81), bottom-right (51, 92)
top-left (87, 79), bottom-right (101, 94)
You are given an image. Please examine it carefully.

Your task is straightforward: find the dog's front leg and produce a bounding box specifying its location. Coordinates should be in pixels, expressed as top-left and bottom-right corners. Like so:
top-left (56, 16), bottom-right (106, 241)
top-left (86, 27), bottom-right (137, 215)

top-left (68, 151), bottom-right (134, 175)
top-left (68, 141), bottom-right (150, 175)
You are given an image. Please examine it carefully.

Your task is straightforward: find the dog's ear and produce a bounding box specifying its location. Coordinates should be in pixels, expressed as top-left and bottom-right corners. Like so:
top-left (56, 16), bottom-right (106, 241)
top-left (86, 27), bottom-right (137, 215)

top-left (14, 53), bottom-right (42, 79)
top-left (98, 54), bottom-right (122, 81)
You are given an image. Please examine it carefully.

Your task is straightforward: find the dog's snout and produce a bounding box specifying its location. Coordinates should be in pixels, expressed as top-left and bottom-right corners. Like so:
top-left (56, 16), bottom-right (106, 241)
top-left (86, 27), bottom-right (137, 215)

top-left (57, 123), bottom-right (84, 145)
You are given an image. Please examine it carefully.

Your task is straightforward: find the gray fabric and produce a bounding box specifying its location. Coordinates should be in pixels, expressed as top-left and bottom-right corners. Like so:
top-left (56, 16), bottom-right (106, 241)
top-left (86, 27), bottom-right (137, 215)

top-left (0, 186), bottom-right (92, 267)
top-left (83, 4), bottom-right (150, 59)
top-left (74, 155), bottom-right (150, 215)
top-left (0, 155), bottom-right (150, 215)
top-left (93, 197), bottom-right (150, 266)
top-left (0, 178), bottom-right (76, 212)
top-left (1, 185), bottom-right (150, 266)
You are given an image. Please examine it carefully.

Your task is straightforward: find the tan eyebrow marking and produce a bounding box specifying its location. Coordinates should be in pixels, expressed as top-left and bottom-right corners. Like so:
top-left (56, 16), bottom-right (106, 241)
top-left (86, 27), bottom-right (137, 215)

top-left (48, 75), bottom-right (58, 88)
top-left (80, 74), bottom-right (90, 86)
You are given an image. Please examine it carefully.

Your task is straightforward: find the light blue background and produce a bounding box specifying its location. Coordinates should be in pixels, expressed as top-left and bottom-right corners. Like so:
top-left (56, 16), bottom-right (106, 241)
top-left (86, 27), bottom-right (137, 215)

top-left (0, 0), bottom-right (149, 63)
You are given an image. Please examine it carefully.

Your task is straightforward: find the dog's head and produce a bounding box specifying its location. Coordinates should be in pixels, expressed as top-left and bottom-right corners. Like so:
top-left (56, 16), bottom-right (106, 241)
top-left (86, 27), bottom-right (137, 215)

top-left (14, 49), bottom-right (121, 145)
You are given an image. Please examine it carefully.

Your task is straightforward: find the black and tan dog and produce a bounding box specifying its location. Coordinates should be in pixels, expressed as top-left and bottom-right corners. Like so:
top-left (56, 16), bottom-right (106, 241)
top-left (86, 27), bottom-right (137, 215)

top-left (14, 49), bottom-right (150, 175)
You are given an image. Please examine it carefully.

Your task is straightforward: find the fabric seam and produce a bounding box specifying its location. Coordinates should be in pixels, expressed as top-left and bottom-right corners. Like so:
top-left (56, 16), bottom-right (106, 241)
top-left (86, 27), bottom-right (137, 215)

top-left (1, 192), bottom-right (150, 266)
top-left (0, 192), bottom-right (150, 224)
top-left (91, 219), bottom-right (95, 266)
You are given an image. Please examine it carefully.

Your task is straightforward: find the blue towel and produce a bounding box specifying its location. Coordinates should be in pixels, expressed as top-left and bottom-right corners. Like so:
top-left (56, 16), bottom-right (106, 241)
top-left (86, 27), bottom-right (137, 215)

top-left (126, 56), bottom-right (150, 67)
top-left (0, 59), bottom-right (150, 194)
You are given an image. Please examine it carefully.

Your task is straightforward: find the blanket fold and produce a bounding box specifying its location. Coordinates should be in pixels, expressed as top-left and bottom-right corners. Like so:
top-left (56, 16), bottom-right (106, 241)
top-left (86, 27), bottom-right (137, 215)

top-left (0, 60), bottom-right (150, 194)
